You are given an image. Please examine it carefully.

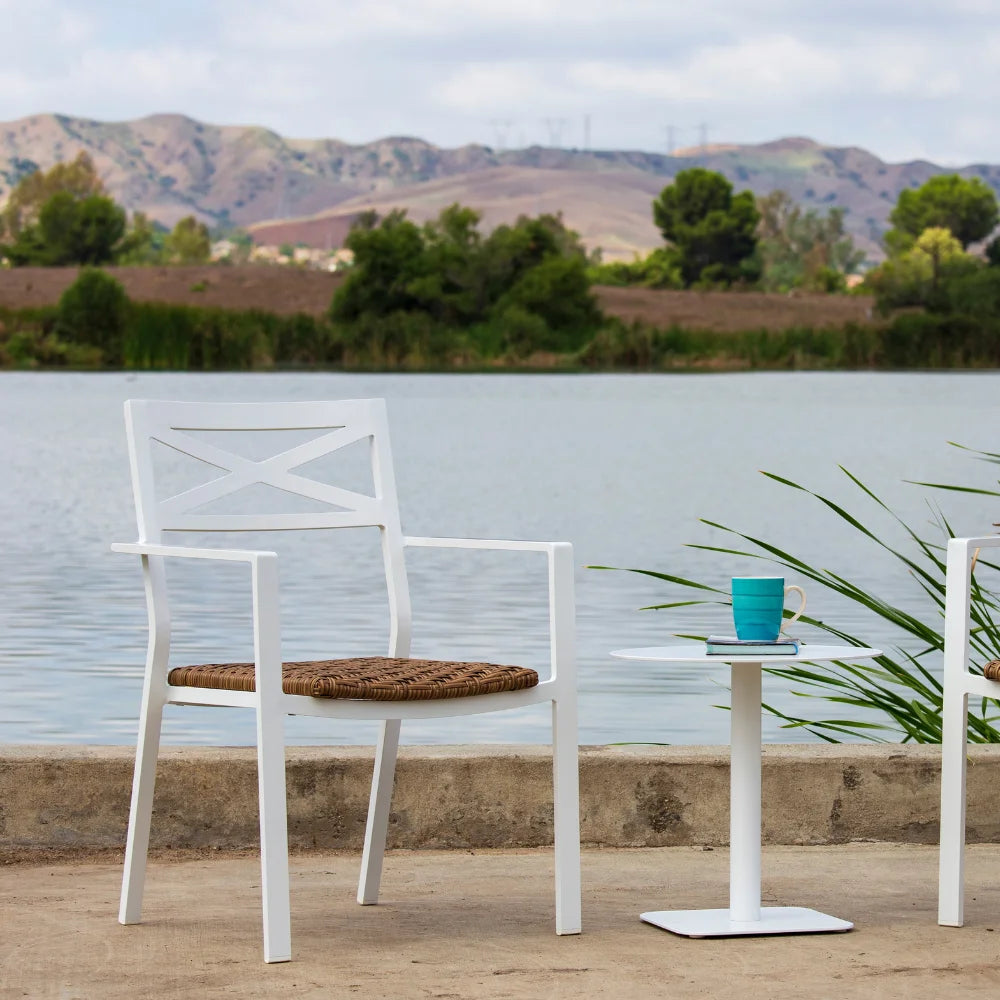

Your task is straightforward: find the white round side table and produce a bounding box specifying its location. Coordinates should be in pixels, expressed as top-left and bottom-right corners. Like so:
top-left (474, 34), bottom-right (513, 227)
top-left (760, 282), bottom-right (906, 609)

top-left (611, 642), bottom-right (882, 937)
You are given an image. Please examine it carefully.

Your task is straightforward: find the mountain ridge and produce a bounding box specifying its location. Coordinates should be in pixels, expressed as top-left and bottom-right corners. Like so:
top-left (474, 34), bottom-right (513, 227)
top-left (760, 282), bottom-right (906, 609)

top-left (3, 113), bottom-right (1000, 261)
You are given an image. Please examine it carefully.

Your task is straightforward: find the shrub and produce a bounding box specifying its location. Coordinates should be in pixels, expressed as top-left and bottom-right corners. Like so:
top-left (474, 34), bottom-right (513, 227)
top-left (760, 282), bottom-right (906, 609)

top-left (491, 255), bottom-right (602, 351)
top-left (879, 313), bottom-right (1000, 368)
top-left (55, 268), bottom-right (129, 364)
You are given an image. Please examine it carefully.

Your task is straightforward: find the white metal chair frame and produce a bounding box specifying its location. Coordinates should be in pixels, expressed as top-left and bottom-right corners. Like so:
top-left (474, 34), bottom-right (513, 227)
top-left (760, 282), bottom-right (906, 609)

top-left (114, 398), bottom-right (581, 962)
top-left (938, 534), bottom-right (1000, 926)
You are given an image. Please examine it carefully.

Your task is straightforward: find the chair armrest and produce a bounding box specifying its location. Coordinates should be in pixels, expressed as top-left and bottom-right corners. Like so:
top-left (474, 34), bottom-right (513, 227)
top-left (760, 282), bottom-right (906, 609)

top-left (950, 535), bottom-right (1000, 550)
top-left (112, 541), bottom-right (277, 565)
top-left (404, 536), bottom-right (567, 555)
top-left (403, 536), bottom-right (575, 686)
top-left (943, 536), bottom-right (1000, 685)
top-left (112, 542), bottom-right (283, 695)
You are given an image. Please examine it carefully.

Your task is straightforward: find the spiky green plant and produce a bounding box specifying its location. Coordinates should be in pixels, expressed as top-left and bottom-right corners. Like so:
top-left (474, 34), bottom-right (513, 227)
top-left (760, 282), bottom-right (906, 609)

top-left (593, 445), bottom-right (1000, 743)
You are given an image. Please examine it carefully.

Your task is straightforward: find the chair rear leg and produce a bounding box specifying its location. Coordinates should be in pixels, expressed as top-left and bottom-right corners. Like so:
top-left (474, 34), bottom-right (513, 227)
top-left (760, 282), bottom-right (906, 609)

top-left (256, 699), bottom-right (291, 963)
top-left (939, 688), bottom-right (969, 926)
top-left (119, 693), bottom-right (165, 924)
top-left (358, 718), bottom-right (401, 905)
top-left (552, 697), bottom-right (582, 935)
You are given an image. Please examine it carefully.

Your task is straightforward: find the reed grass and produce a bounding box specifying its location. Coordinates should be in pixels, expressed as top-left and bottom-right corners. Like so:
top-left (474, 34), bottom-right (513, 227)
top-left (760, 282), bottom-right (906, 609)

top-left (593, 448), bottom-right (1000, 743)
top-left (4, 299), bottom-right (1000, 372)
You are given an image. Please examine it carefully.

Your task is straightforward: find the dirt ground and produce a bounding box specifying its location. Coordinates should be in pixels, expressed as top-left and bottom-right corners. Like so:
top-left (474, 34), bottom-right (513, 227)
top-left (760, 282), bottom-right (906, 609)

top-left (0, 265), bottom-right (875, 331)
top-left (0, 265), bottom-right (348, 317)
top-left (595, 284), bottom-right (876, 332)
top-left (2, 844), bottom-right (999, 999)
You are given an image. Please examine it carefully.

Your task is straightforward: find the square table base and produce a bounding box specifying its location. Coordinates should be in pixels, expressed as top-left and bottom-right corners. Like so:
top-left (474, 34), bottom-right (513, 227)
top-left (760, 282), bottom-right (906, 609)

top-left (641, 906), bottom-right (853, 937)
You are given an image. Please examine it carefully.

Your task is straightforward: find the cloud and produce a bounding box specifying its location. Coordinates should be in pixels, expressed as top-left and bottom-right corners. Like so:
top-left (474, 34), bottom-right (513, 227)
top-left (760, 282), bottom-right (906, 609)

top-left (0, 1), bottom-right (999, 164)
top-left (0, 0), bottom-right (97, 70)
top-left (223, 0), bottom-right (692, 49)
top-left (436, 63), bottom-right (568, 112)
top-left (567, 35), bottom-right (843, 105)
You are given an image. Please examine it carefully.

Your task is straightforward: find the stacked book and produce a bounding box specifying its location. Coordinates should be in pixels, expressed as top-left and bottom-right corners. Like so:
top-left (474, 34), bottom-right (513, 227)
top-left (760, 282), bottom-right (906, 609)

top-left (705, 635), bottom-right (800, 656)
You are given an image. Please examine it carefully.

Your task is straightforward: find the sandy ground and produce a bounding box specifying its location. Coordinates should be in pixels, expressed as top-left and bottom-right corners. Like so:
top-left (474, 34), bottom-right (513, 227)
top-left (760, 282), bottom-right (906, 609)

top-left (2, 843), bottom-right (999, 999)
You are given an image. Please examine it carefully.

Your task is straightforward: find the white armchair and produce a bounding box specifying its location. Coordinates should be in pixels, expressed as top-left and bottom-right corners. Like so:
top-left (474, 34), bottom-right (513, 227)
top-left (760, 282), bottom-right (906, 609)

top-left (114, 398), bottom-right (581, 962)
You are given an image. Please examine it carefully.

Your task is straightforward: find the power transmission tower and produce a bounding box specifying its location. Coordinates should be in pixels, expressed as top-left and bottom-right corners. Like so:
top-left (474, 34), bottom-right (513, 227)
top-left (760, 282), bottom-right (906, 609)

top-left (542, 117), bottom-right (568, 147)
top-left (489, 118), bottom-right (513, 151)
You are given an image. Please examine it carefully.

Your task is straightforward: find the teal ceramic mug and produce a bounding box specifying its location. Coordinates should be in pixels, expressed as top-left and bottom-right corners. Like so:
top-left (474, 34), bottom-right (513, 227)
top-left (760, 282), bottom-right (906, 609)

top-left (731, 577), bottom-right (807, 641)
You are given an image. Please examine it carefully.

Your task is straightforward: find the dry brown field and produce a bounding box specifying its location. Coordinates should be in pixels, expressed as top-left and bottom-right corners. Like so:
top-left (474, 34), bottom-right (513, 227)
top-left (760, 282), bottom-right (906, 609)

top-left (0, 265), bottom-right (346, 316)
top-left (0, 265), bottom-right (875, 332)
top-left (596, 285), bottom-right (875, 332)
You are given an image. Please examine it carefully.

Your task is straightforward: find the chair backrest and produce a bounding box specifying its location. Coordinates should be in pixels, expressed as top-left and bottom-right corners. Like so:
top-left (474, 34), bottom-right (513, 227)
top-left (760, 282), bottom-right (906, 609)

top-left (123, 398), bottom-right (412, 652)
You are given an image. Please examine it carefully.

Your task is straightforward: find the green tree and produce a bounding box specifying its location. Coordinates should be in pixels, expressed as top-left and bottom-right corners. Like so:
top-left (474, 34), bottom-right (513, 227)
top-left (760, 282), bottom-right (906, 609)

top-left (0, 151), bottom-right (106, 241)
top-left (756, 190), bottom-right (865, 292)
top-left (412, 204), bottom-right (484, 325)
top-left (3, 191), bottom-right (126, 265)
top-left (652, 168), bottom-right (760, 287)
top-left (946, 266), bottom-right (1000, 318)
top-left (331, 209), bottom-right (429, 322)
top-left (588, 247), bottom-right (683, 289)
top-left (116, 211), bottom-right (166, 264)
top-left (886, 174), bottom-right (999, 252)
top-left (866, 226), bottom-right (978, 312)
top-left (491, 254), bottom-right (601, 352)
top-left (329, 205), bottom-right (602, 361)
top-left (164, 216), bottom-right (211, 264)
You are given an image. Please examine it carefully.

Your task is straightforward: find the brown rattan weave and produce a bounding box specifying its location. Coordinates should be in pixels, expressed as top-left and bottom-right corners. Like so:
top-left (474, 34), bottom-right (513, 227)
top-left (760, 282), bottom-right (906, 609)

top-left (984, 660), bottom-right (1000, 681)
top-left (167, 656), bottom-right (539, 700)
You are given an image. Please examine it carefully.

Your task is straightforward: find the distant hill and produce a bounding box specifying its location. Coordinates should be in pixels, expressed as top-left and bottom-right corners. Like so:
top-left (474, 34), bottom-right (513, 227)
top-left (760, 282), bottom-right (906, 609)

top-left (3, 113), bottom-right (1000, 262)
top-left (246, 165), bottom-right (669, 261)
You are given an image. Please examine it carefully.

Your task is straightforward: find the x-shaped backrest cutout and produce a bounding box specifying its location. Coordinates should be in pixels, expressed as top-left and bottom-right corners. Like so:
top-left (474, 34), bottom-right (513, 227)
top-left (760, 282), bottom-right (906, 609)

top-left (155, 424), bottom-right (381, 527)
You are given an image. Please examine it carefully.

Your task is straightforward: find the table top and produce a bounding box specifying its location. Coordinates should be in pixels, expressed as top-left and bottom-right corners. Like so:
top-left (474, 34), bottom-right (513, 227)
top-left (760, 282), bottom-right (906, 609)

top-left (611, 643), bottom-right (882, 665)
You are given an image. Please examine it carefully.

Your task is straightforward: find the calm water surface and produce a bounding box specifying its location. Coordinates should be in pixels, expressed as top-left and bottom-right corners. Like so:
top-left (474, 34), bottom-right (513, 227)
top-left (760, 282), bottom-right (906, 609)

top-left (1, 371), bottom-right (997, 747)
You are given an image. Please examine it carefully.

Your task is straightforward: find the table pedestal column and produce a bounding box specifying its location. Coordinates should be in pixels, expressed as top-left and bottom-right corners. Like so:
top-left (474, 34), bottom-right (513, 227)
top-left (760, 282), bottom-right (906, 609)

top-left (729, 663), bottom-right (761, 922)
top-left (639, 660), bottom-right (854, 937)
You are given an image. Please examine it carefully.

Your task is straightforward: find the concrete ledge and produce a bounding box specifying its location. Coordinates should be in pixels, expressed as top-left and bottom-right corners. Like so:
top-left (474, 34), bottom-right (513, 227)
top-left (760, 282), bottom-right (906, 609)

top-left (2, 744), bottom-right (999, 853)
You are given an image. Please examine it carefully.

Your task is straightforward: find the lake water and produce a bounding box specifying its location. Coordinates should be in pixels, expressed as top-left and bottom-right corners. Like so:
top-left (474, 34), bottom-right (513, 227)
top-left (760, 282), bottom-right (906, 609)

top-left (1, 370), bottom-right (997, 748)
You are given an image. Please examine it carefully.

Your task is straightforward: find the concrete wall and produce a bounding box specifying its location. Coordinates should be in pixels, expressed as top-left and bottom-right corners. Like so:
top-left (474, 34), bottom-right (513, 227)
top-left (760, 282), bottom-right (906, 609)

top-left (2, 744), bottom-right (1000, 853)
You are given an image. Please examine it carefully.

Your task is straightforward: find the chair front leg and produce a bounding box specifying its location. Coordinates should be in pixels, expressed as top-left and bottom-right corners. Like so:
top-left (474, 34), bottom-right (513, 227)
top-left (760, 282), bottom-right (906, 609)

top-left (938, 687), bottom-right (969, 926)
top-left (120, 562), bottom-right (170, 927)
top-left (119, 679), bottom-right (166, 924)
top-left (256, 695), bottom-right (291, 962)
top-left (249, 552), bottom-right (292, 962)
top-left (552, 694), bottom-right (582, 934)
top-left (358, 718), bottom-right (401, 904)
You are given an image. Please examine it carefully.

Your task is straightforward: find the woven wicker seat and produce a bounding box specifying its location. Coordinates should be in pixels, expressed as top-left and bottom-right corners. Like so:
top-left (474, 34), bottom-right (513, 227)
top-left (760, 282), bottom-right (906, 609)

top-left (984, 660), bottom-right (1000, 681)
top-left (169, 657), bottom-right (538, 701)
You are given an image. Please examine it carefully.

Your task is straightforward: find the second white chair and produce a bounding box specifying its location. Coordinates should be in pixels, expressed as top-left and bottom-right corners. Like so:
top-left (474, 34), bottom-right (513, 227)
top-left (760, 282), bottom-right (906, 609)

top-left (938, 534), bottom-right (1000, 926)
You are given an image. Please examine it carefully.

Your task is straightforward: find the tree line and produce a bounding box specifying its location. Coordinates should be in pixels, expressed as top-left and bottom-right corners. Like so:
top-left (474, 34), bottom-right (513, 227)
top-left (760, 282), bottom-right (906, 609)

top-left (8, 263), bottom-right (1000, 373)
top-left (0, 152), bottom-right (214, 266)
top-left (4, 148), bottom-right (1000, 372)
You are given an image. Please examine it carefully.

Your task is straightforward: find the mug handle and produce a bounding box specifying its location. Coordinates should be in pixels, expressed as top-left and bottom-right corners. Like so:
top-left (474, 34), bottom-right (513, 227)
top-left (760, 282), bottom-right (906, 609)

top-left (781, 585), bottom-right (807, 633)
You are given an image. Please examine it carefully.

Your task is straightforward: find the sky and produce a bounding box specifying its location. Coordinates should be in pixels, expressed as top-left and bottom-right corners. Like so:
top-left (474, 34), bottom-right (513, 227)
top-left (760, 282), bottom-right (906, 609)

top-left (2, 0), bottom-right (1000, 165)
